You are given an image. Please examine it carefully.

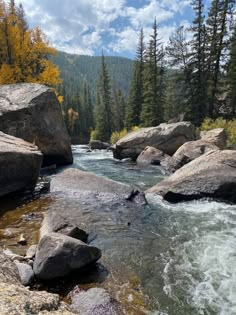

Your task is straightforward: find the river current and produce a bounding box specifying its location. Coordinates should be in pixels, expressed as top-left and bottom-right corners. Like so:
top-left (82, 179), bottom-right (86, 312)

top-left (1, 145), bottom-right (236, 315)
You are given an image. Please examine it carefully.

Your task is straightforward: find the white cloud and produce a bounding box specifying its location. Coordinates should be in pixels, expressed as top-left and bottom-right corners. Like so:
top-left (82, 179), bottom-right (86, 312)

top-left (15, 0), bottom-right (191, 56)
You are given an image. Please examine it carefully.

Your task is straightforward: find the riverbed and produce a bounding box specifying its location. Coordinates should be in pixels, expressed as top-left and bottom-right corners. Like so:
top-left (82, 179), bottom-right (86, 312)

top-left (1, 146), bottom-right (236, 315)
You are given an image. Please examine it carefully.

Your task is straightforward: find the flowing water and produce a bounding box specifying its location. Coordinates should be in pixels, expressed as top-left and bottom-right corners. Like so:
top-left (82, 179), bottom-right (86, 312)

top-left (1, 145), bottom-right (236, 315)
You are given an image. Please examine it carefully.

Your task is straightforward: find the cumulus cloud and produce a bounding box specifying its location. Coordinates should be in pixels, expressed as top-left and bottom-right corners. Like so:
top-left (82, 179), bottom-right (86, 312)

top-left (15, 0), bottom-right (191, 57)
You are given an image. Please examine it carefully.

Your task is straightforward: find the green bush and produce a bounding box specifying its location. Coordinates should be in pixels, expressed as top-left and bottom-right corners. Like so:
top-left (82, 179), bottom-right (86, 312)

top-left (90, 129), bottom-right (100, 141)
top-left (201, 118), bottom-right (236, 147)
top-left (110, 126), bottom-right (140, 144)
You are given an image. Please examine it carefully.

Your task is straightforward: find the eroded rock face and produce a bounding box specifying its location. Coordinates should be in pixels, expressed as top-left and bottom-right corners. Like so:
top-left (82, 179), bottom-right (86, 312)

top-left (0, 132), bottom-right (42, 197)
top-left (33, 233), bottom-right (101, 280)
top-left (0, 83), bottom-right (73, 166)
top-left (40, 212), bottom-right (88, 242)
top-left (146, 150), bottom-right (236, 203)
top-left (200, 128), bottom-right (227, 149)
top-left (71, 288), bottom-right (124, 315)
top-left (113, 121), bottom-right (196, 160)
top-left (0, 250), bottom-right (73, 315)
top-left (137, 146), bottom-right (170, 166)
top-left (166, 140), bottom-right (219, 172)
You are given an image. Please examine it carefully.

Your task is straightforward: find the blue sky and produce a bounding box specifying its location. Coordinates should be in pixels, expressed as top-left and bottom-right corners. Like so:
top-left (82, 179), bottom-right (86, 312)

top-left (15, 0), bottom-right (196, 58)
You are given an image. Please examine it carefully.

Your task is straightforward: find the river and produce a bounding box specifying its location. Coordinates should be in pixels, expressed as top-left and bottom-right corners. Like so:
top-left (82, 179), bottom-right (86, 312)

top-left (1, 145), bottom-right (236, 315)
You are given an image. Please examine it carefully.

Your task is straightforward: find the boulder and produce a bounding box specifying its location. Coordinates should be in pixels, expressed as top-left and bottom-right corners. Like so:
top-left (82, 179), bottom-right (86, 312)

top-left (0, 83), bottom-right (73, 166)
top-left (113, 121), bottom-right (196, 160)
top-left (71, 287), bottom-right (124, 315)
top-left (14, 261), bottom-right (34, 286)
top-left (33, 233), bottom-right (101, 280)
top-left (40, 212), bottom-right (88, 242)
top-left (89, 140), bottom-right (110, 150)
top-left (137, 146), bottom-right (170, 166)
top-left (25, 245), bottom-right (37, 259)
top-left (166, 140), bottom-right (219, 172)
top-left (146, 150), bottom-right (236, 203)
top-left (0, 132), bottom-right (42, 197)
top-left (0, 250), bottom-right (73, 315)
top-left (200, 128), bottom-right (227, 149)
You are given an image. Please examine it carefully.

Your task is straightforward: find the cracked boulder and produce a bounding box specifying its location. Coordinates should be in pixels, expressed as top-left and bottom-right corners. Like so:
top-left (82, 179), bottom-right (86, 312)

top-left (112, 121), bottom-right (196, 160)
top-left (146, 150), bottom-right (236, 203)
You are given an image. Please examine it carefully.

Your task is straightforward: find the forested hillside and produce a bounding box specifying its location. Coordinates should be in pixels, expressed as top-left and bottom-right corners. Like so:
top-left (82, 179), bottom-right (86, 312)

top-left (52, 52), bottom-right (134, 100)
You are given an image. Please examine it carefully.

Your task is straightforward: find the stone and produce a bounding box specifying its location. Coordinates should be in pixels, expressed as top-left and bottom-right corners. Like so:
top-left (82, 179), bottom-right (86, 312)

top-left (166, 140), bottom-right (219, 172)
top-left (33, 233), bottom-right (102, 280)
top-left (51, 168), bottom-right (131, 196)
top-left (25, 245), bottom-right (37, 259)
top-left (113, 121), bottom-right (196, 160)
top-left (200, 128), bottom-right (227, 149)
top-left (137, 146), bottom-right (170, 166)
top-left (0, 132), bottom-right (42, 197)
top-left (40, 212), bottom-right (88, 242)
top-left (146, 150), bottom-right (236, 203)
top-left (3, 249), bottom-right (27, 262)
top-left (0, 250), bottom-right (73, 315)
top-left (18, 233), bottom-right (27, 245)
top-left (0, 83), bottom-right (73, 166)
top-left (89, 140), bottom-right (110, 150)
top-left (71, 287), bottom-right (124, 315)
top-left (14, 261), bottom-right (34, 286)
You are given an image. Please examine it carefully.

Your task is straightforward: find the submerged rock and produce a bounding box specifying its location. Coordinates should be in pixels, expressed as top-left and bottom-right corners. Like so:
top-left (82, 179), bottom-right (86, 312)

top-left (147, 150), bottom-right (236, 203)
top-left (71, 287), bottom-right (124, 315)
top-left (0, 83), bottom-right (73, 166)
top-left (33, 232), bottom-right (101, 280)
top-left (14, 261), bottom-right (34, 286)
top-left (0, 250), bottom-right (73, 315)
top-left (89, 140), bottom-right (110, 150)
top-left (0, 132), bottom-right (42, 197)
top-left (113, 121), bottom-right (196, 160)
top-left (200, 128), bottom-right (227, 149)
top-left (40, 212), bottom-right (88, 242)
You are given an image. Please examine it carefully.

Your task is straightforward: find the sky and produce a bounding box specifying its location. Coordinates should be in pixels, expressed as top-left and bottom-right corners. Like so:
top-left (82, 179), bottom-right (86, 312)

top-left (14, 0), bottom-right (196, 59)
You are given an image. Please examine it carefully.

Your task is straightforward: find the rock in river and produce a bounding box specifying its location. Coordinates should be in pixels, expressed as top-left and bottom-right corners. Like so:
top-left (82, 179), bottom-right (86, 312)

top-left (33, 233), bottom-right (101, 280)
top-left (0, 250), bottom-right (73, 315)
top-left (137, 146), bottom-right (170, 166)
top-left (113, 121), bottom-right (196, 160)
top-left (0, 83), bottom-right (73, 166)
top-left (40, 211), bottom-right (88, 242)
top-left (146, 150), bottom-right (236, 203)
top-left (89, 140), bottom-right (110, 150)
top-left (200, 128), bottom-right (227, 149)
top-left (166, 139), bottom-right (219, 172)
top-left (71, 287), bottom-right (124, 315)
top-left (0, 132), bottom-right (42, 197)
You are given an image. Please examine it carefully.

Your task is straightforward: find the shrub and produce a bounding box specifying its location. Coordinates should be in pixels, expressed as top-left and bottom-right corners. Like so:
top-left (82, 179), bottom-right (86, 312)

top-left (201, 118), bottom-right (236, 147)
top-left (90, 129), bottom-right (100, 141)
top-left (110, 126), bottom-right (140, 144)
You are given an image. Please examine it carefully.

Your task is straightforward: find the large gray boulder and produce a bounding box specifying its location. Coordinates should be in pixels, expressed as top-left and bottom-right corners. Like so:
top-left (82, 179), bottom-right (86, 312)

top-left (0, 250), bottom-right (73, 315)
top-left (71, 288), bottom-right (124, 315)
top-left (200, 128), bottom-right (227, 149)
top-left (33, 233), bottom-right (101, 280)
top-left (40, 211), bottom-right (88, 242)
top-left (137, 146), bottom-right (170, 166)
top-left (0, 132), bottom-right (42, 197)
top-left (146, 150), bottom-right (236, 203)
top-left (0, 84), bottom-right (73, 166)
top-left (166, 140), bottom-right (219, 172)
top-left (113, 121), bottom-right (196, 160)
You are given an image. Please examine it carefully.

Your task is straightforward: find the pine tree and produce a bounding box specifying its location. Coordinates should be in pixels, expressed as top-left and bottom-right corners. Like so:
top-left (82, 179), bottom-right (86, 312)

top-left (141, 18), bottom-right (165, 126)
top-left (228, 24), bottom-right (236, 116)
top-left (113, 88), bottom-right (126, 131)
top-left (94, 54), bottom-right (113, 142)
top-left (190, 0), bottom-right (208, 125)
top-left (206, 0), bottom-right (234, 117)
top-left (125, 28), bottom-right (145, 129)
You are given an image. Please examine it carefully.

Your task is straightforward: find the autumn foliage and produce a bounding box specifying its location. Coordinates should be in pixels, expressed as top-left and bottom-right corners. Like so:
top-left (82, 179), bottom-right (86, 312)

top-left (0, 0), bottom-right (61, 85)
